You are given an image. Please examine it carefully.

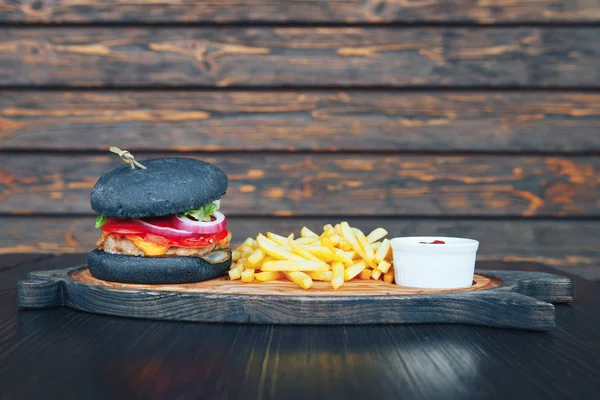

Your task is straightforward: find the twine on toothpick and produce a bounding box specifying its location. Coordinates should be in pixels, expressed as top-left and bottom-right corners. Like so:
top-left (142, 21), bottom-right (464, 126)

top-left (109, 146), bottom-right (147, 170)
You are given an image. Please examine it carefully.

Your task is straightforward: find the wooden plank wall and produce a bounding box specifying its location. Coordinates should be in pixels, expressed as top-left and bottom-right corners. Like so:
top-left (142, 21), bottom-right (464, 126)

top-left (0, 1), bottom-right (599, 281)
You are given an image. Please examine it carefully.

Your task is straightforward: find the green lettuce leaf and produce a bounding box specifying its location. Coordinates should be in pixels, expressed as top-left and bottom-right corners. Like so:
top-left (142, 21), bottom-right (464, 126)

top-left (95, 215), bottom-right (108, 229)
top-left (179, 200), bottom-right (220, 222)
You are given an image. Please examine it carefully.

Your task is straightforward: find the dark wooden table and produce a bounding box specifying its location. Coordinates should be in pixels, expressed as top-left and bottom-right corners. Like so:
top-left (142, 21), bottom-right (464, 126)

top-left (1, 254), bottom-right (599, 400)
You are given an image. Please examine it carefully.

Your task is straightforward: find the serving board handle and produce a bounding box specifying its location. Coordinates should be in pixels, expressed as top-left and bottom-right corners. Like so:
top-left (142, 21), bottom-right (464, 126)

top-left (17, 279), bottom-right (63, 309)
top-left (470, 291), bottom-right (555, 330)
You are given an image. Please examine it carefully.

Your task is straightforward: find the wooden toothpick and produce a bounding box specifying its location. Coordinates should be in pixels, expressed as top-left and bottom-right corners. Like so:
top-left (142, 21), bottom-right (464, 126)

top-left (109, 146), bottom-right (147, 170)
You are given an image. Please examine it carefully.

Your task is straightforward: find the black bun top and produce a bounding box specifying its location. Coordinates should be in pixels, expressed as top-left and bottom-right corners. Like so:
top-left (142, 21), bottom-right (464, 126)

top-left (90, 157), bottom-right (227, 218)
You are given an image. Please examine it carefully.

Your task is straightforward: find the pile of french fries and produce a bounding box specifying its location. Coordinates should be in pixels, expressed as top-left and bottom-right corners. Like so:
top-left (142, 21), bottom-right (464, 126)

top-left (228, 222), bottom-right (394, 290)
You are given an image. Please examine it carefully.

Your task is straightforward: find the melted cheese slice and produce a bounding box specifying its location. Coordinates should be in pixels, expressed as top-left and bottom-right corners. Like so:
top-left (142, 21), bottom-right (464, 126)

top-left (126, 236), bottom-right (171, 256)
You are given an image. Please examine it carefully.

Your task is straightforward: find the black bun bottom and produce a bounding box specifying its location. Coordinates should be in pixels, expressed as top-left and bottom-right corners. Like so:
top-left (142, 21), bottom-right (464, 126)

top-left (87, 249), bottom-right (231, 284)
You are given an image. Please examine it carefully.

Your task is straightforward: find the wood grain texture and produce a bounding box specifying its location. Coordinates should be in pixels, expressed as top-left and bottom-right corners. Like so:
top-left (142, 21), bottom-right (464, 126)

top-left (3, 255), bottom-right (600, 400)
top-left (2, 27), bottom-right (599, 87)
top-left (1, 153), bottom-right (597, 216)
top-left (17, 266), bottom-right (564, 330)
top-left (17, 278), bottom-right (62, 309)
top-left (72, 268), bottom-right (574, 303)
top-left (2, 217), bottom-right (599, 279)
top-left (489, 270), bottom-right (574, 303)
top-left (0, 253), bottom-right (52, 272)
top-left (71, 269), bottom-right (499, 296)
top-left (2, 91), bottom-right (600, 152)
top-left (2, 0), bottom-right (599, 23)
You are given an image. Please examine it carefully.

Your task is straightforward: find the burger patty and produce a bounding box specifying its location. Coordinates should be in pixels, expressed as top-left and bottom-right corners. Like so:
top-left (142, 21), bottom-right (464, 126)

top-left (97, 231), bottom-right (232, 258)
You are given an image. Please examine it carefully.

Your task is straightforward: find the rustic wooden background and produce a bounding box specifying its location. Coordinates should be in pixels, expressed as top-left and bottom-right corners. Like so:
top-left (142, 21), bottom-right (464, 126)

top-left (0, 1), bottom-right (599, 281)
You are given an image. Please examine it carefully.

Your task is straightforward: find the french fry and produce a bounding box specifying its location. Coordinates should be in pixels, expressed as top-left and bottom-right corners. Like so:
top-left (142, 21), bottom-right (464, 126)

top-left (340, 222), bottom-right (367, 260)
top-left (337, 240), bottom-right (353, 252)
top-left (331, 261), bottom-right (345, 289)
top-left (294, 236), bottom-right (320, 245)
top-left (385, 247), bottom-right (393, 261)
top-left (241, 269), bottom-right (255, 282)
top-left (383, 269), bottom-right (395, 284)
top-left (359, 269), bottom-right (372, 280)
top-left (255, 271), bottom-right (284, 282)
top-left (288, 237), bottom-right (321, 261)
top-left (353, 228), bottom-right (375, 264)
top-left (239, 245), bottom-right (254, 254)
top-left (236, 250), bottom-right (248, 259)
top-left (344, 260), bottom-right (367, 281)
top-left (377, 260), bottom-right (392, 274)
top-left (232, 250), bottom-right (242, 262)
top-left (267, 232), bottom-right (290, 246)
top-left (333, 248), bottom-right (354, 265)
top-left (323, 226), bottom-right (335, 237)
top-left (256, 234), bottom-right (304, 261)
top-left (307, 271), bottom-right (333, 281)
top-left (228, 267), bottom-right (242, 280)
top-left (299, 244), bottom-right (337, 262)
top-left (339, 250), bottom-right (356, 259)
top-left (370, 242), bottom-right (382, 251)
top-left (328, 235), bottom-right (342, 246)
top-left (375, 238), bottom-right (391, 263)
top-left (242, 237), bottom-right (256, 248)
top-left (301, 227), bottom-right (319, 238)
top-left (366, 228), bottom-right (388, 244)
top-left (371, 269), bottom-right (382, 280)
top-left (261, 260), bottom-right (329, 272)
top-left (321, 237), bottom-right (350, 264)
top-left (334, 224), bottom-right (342, 235)
top-left (247, 248), bottom-right (265, 266)
top-left (323, 224), bottom-right (334, 232)
top-left (285, 271), bottom-right (313, 289)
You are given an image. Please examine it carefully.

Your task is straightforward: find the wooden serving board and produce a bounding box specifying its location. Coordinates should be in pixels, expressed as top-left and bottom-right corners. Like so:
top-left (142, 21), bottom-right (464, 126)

top-left (17, 266), bottom-right (573, 331)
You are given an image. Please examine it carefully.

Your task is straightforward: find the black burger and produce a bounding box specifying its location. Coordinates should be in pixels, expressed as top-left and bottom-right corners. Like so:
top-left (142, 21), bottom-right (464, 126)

top-left (86, 156), bottom-right (232, 284)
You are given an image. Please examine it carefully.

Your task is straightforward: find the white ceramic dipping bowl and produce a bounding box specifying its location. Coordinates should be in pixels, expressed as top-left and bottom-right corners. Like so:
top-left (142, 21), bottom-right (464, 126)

top-left (390, 236), bottom-right (479, 289)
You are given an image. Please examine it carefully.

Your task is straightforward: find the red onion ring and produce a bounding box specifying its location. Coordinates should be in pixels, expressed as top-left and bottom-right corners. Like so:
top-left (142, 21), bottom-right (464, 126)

top-left (132, 217), bottom-right (199, 239)
top-left (172, 211), bottom-right (227, 234)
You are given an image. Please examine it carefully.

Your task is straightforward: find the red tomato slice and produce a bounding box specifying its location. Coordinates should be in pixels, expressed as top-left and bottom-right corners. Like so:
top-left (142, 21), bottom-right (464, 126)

top-left (175, 229), bottom-right (229, 247)
top-left (130, 230), bottom-right (229, 248)
top-left (100, 219), bottom-right (146, 235)
top-left (136, 232), bottom-right (173, 246)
